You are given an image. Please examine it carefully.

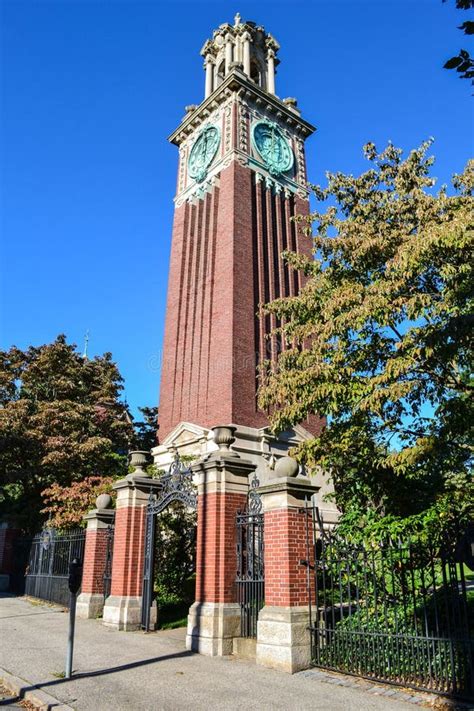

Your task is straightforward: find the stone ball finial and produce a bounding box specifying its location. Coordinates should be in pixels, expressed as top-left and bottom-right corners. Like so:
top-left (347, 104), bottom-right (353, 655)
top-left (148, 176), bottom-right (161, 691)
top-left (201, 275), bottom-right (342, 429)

top-left (95, 493), bottom-right (112, 510)
top-left (274, 455), bottom-right (299, 478)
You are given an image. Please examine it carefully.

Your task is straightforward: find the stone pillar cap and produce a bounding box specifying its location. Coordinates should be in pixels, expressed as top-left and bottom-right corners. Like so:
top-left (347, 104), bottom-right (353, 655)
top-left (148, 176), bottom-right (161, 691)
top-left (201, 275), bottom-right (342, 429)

top-left (192, 454), bottom-right (256, 475)
top-left (113, 475), bottom-right (162, 493)
top-left (83, 508), bottom-right (115, 524)
top-left (257, 476), bottom-right (319, 511)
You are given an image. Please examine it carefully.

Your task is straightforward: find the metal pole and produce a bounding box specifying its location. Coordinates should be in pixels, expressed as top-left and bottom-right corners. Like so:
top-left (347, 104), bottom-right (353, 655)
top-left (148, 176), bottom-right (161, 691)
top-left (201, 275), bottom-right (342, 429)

top-left (65, 592), bottom-right (77, 679)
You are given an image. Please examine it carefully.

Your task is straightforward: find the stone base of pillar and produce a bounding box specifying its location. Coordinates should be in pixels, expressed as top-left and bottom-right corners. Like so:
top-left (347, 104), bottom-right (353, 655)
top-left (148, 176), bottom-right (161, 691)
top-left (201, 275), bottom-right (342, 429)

top-left (76, 592), bottom-right (106, 619)
top-left (186, 602), bottom-right (241, 656)
top-left (256, 606), bottom-right (311, 673)
top-left (102, 595), bottom-right (156, 631)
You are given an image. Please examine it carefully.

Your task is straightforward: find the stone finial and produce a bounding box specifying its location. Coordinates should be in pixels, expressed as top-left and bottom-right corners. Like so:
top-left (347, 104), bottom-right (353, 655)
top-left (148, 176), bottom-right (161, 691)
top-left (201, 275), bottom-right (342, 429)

top-left (234, 12), bottom-right (241, 26)
top-left (274, 455), bottom-right (299, 478)
top-left (128, 450), bottom-right (151, 478)
top-left (95, 493), bottom-right (112, 510)
top-left (211, 425), bottom-right (240, 457)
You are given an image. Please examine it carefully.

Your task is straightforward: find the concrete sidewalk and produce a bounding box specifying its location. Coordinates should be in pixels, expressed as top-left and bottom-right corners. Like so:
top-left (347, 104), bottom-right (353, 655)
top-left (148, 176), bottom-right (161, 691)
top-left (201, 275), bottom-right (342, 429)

top-left (0, 595), bottom-right (426, 711)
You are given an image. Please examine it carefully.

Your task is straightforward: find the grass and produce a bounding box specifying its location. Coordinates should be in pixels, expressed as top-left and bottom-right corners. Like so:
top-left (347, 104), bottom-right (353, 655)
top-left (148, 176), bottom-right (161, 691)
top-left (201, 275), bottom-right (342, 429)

top-left (156, 599), bottom-right (190, 630)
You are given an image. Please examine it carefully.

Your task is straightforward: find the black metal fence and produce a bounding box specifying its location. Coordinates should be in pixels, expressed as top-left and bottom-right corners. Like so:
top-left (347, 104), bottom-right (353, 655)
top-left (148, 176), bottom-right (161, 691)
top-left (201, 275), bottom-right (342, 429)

top-left (103, 524), bottom-right (114, 601)
top-left (24, 528), bottom-right (86, 607)
top-left (305, 506), bottom-right (474, 699)
top-left (236, 511), bottom-right (265, 638)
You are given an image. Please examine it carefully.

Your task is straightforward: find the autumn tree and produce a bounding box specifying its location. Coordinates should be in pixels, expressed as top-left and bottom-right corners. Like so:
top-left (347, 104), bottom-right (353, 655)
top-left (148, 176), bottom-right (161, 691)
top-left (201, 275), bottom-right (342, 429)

top-left (41, 476), bottom-right (116, 529)
top-left (0, 335), bottom-right (134, 532)
top-left (259, 142), bottom-right (473, 521)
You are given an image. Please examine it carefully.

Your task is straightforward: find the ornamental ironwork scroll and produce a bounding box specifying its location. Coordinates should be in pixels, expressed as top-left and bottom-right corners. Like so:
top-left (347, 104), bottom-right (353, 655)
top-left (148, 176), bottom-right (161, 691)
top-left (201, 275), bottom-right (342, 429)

top-left (147, 452), bottom-right (197, 516)
top-left (141, 452), bottom-right (197, 631)
top-left (235, 470), bottom-right (264, 638)
top-left (248, 470), bottom-right (262, 515)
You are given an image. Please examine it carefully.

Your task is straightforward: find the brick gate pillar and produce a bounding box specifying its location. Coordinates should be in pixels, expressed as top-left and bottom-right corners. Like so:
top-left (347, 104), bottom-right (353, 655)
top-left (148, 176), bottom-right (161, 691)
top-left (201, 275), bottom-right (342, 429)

top-left (0, 523), bottom-right (19, 591)
top-left (102, 456), bottom-right (161, 631)
top-left (186, 425), bottom-right (256, 656)
top-left (256, 457), bottom-right (318, 673)
top-left (76, 494), bottom-right (115, 619)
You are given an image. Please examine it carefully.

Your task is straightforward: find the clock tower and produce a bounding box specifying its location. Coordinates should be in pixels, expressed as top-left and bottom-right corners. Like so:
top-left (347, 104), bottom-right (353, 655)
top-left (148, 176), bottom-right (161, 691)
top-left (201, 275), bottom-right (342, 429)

top-left (154, 14), bottom-right (327, 485)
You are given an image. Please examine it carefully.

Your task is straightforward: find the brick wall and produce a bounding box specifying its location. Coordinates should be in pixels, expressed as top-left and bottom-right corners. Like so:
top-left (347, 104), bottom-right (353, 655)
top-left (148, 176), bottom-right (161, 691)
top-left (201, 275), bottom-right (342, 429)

top-left (263, 508), bottom-right (314, 607)
top-left (0, 527), bottom-right (19, 575)
top-left (110, 506), bottom-right (146, 598)
top-left (195, 491), bottom-right (247, 603)
top-left (158, 156), bottom-right (325, 439)
top-left (81, 528), bottom-right (110, 596)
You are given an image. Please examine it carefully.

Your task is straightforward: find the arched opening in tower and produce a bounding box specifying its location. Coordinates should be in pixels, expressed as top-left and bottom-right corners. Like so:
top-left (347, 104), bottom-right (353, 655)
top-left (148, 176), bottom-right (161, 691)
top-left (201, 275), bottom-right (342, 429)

top-left (250, 59), bottom-right (262, 88)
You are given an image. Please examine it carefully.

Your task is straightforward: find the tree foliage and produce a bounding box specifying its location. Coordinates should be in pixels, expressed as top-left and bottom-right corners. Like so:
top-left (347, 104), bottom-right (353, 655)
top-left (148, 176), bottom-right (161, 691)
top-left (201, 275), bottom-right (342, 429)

top-left (0, 335), bottom-right (134, 532)
top-left (41, 475), bottom-right (115, 529)
top-left (133, 406), bottom-right (159, 451)
top-left (259, 142), bottom-right (473, 519)
top-left (443, 0), bottom-right (474, 86)
top-left (155, 501), bottom-right (197, 605)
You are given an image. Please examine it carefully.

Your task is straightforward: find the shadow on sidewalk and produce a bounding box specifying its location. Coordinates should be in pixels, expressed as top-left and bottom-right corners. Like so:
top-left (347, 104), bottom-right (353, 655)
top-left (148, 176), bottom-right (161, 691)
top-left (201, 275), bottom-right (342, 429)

top-left (0, 649), bottom-right (195, 707)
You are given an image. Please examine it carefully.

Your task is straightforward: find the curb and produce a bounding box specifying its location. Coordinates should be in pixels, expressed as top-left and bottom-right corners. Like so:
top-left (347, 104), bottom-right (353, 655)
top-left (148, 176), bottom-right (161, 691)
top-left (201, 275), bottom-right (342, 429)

top-left (0, 668), bottom-right (74, 711)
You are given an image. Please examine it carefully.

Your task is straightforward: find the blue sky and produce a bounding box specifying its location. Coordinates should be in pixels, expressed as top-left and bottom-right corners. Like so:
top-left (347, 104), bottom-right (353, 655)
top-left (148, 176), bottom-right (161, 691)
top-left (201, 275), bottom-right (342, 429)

top-left (1, 0), bottom-right (472, 417)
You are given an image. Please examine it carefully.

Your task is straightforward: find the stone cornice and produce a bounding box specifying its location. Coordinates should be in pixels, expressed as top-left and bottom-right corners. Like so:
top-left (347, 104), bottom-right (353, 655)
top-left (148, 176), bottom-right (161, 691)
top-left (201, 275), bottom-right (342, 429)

top-left (168, 67), bottom-right (316, 147)
top-left (113, 475), bottom-right (162, 494)
top-left (257, 476), bottom-right (319, 502)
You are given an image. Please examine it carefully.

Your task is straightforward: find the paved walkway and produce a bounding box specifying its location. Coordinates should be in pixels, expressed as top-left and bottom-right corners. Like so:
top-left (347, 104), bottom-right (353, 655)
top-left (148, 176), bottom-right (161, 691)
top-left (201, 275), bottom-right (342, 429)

top-left (0, 595), bottom-right (428, 711)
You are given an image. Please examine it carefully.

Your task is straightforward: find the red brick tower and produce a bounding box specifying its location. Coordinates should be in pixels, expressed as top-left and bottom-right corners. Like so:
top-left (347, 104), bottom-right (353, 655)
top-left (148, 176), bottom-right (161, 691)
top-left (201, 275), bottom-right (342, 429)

top-left (158, 15), bottom-right (323, 444)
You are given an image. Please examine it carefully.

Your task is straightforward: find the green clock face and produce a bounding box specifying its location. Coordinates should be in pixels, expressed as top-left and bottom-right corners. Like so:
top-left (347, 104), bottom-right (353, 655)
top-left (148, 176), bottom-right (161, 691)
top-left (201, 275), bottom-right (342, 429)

top-left (188, 126), bottom-right (220, 183)
top-left (252, 120), bottom-right (294, 176)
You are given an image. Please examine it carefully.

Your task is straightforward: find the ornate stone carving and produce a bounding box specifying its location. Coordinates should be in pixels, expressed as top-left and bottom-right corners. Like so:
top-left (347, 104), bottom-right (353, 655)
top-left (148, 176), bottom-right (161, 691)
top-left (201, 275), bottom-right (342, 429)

top-left (239, 102), bottom-right (249, 153)
top-left (224, 102), bottom-right (232, 154)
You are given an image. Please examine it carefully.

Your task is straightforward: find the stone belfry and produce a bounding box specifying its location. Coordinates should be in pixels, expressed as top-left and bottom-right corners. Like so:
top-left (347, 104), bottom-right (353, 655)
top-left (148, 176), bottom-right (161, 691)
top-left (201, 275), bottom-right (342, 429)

top-left (155, 14), bottom-right (326, 483)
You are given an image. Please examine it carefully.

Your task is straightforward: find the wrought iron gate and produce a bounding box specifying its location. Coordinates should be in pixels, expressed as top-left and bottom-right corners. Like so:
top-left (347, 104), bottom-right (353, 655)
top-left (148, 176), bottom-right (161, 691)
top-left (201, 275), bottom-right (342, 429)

top-left (235, 473), bottom-right (264, 638)
top-left (141, 453), bottom-right (197, 631)
top-left (24, 528), bottom-right (86, 606)
top-left (304, 505), bottom-right (474, 699)
top-left (103, 524), bottom-right (114, 601)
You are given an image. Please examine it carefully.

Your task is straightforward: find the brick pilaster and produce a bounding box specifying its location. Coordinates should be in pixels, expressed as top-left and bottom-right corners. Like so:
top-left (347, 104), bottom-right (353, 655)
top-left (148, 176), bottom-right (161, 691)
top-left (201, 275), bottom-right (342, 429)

top-left (263, 507), bottom-right (312, 607)
top-left (0, 524), bottom-right (19, 577)
top-left (186, 450), bottom-right (255, 656)
top-left (76, 507), bottom-right (114, 619)
top-left (195, 490), bottom-right (248, 604)
top-left (102, 475), bottom-right (161, 631)
top-left (110, 503), bottom-right (147, 598)
top-left (256, 474), bottom-right (318, 673)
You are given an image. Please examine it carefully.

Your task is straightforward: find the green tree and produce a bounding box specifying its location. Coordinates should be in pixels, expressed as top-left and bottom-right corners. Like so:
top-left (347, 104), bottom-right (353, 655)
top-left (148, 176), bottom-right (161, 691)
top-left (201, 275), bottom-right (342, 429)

top-left (133, 406), bottom-right (159, 451)
top-left (0, 335), bottom-right (134, 532)
top-left (443, 0), bottom-right (474, 86)
top-left (259, 142), bottom-right (473, 520)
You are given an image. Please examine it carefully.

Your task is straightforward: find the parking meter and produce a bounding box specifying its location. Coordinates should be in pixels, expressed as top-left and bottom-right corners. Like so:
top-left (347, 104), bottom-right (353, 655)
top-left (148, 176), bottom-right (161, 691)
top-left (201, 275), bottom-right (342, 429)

top-left (68, 558), bottom-right (83, 594)
top-left (66, 557), bottom-right (83, 678)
